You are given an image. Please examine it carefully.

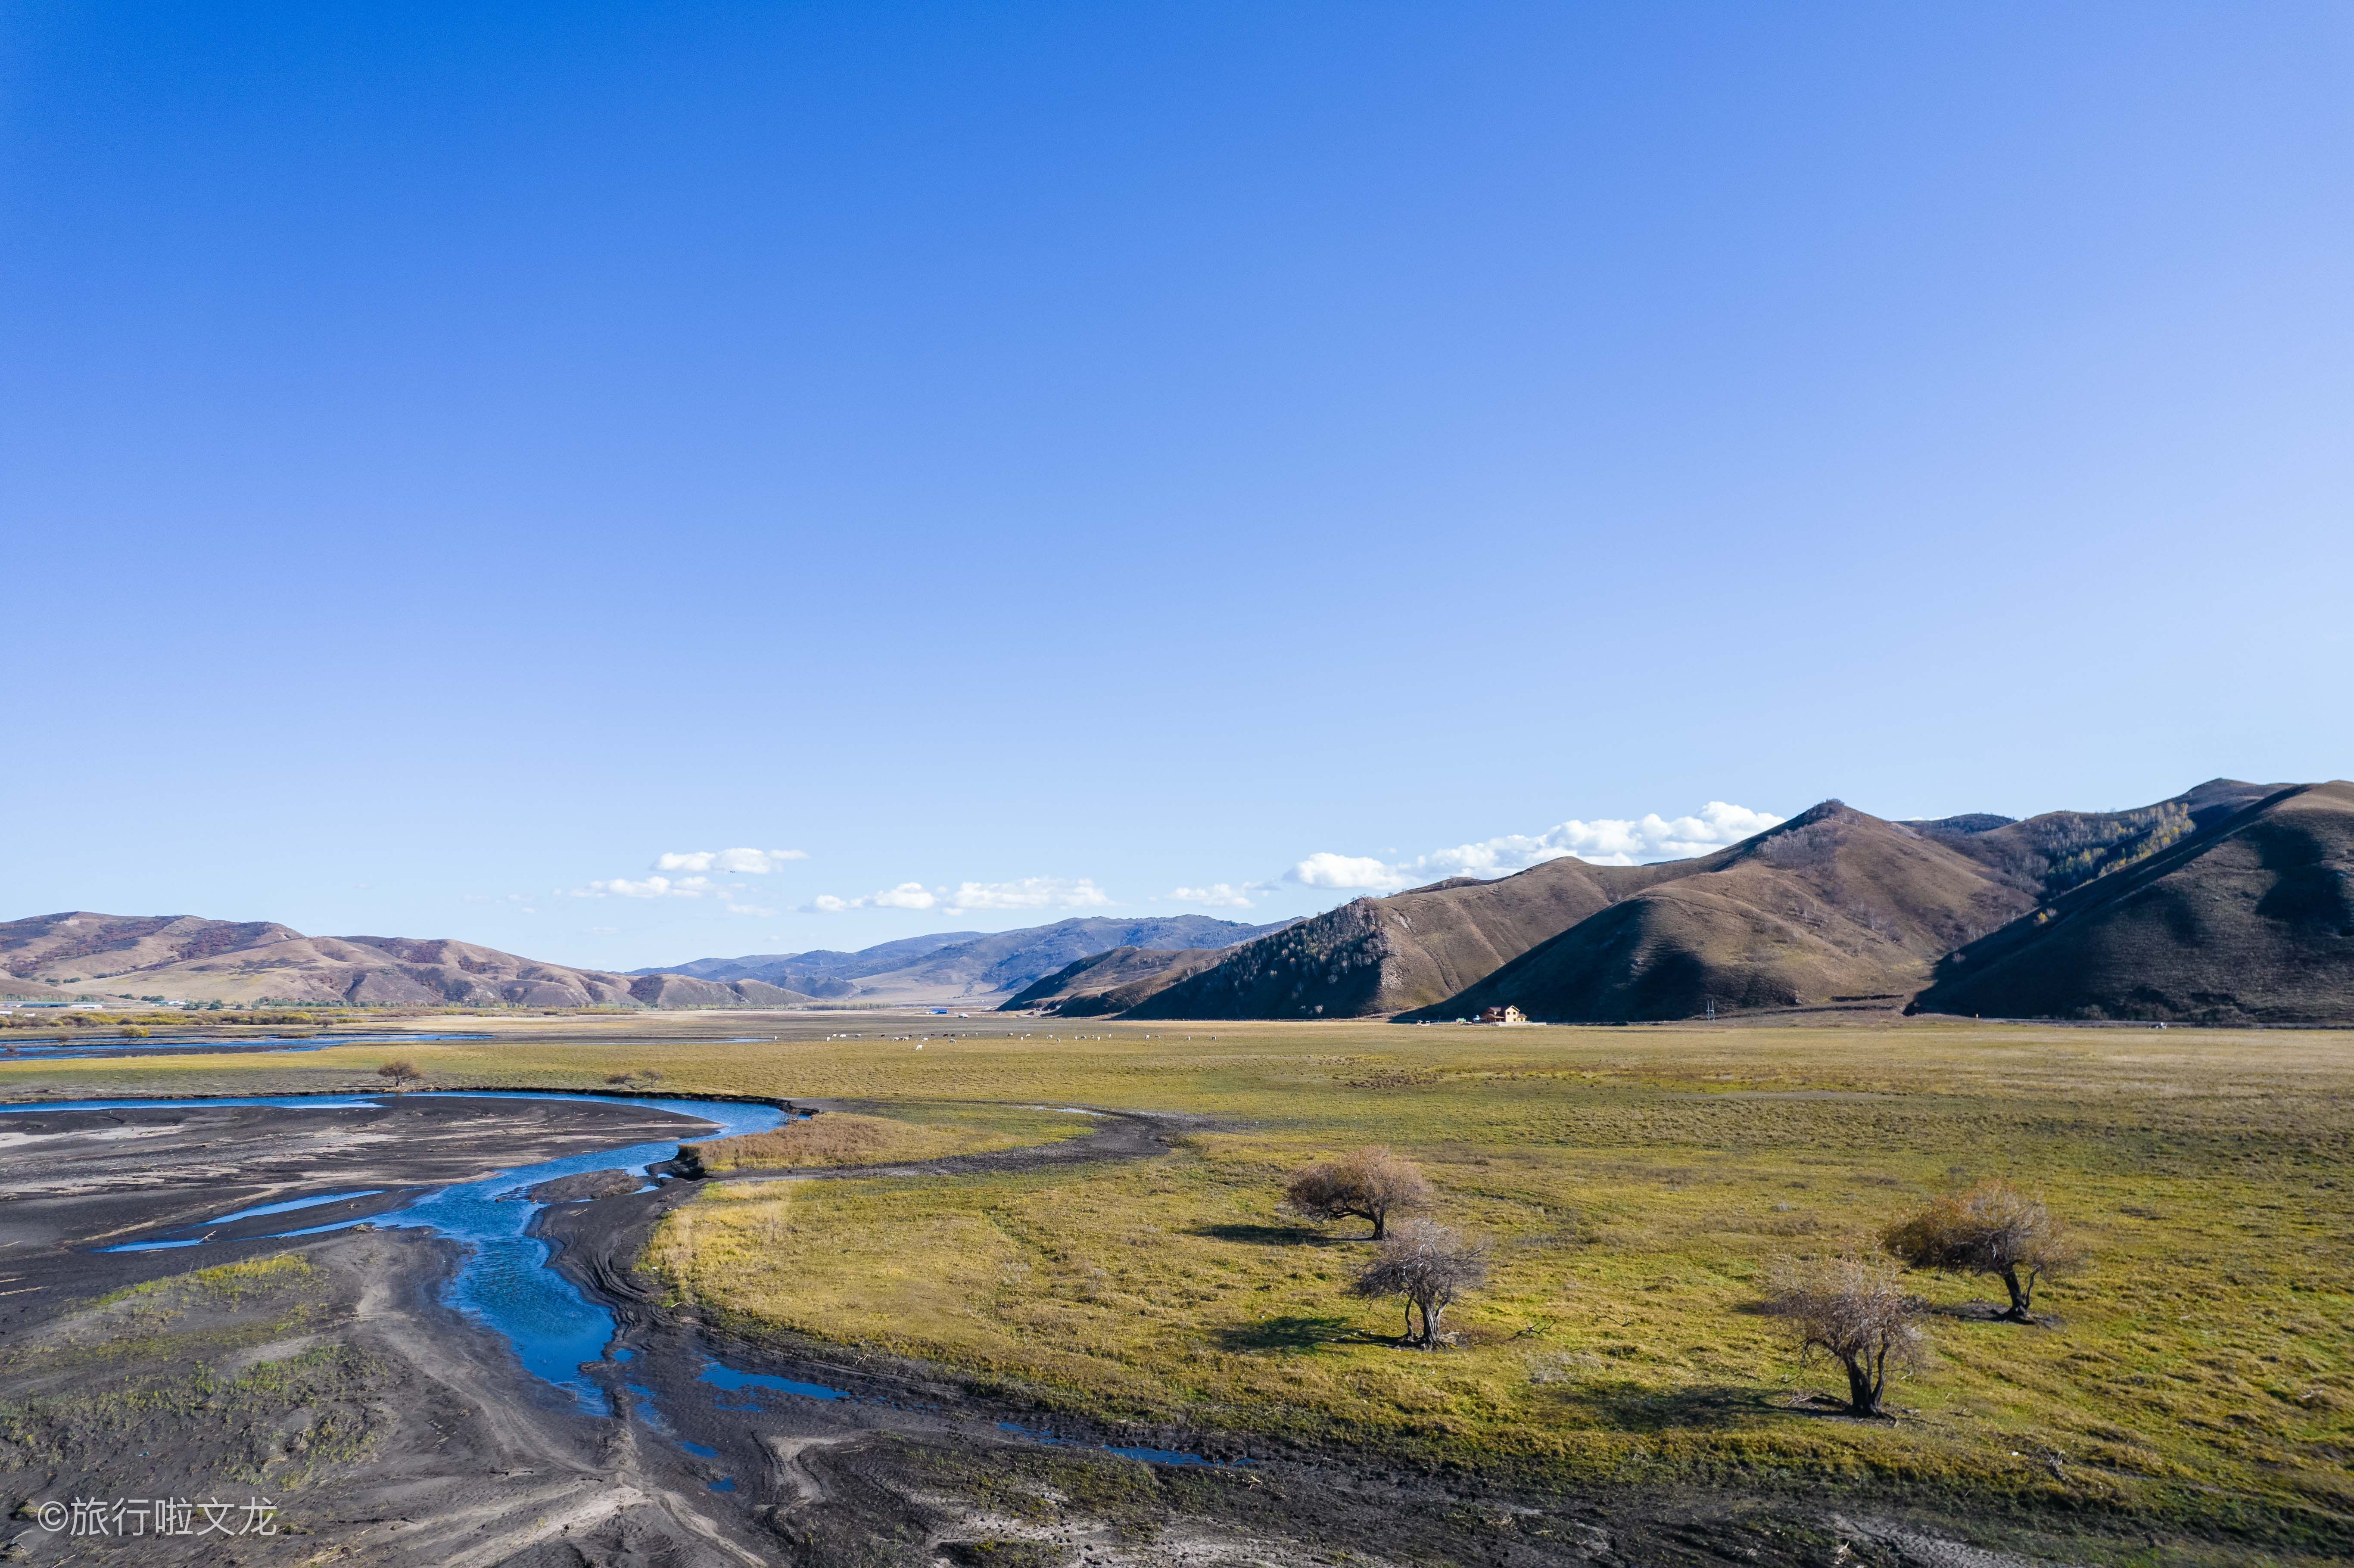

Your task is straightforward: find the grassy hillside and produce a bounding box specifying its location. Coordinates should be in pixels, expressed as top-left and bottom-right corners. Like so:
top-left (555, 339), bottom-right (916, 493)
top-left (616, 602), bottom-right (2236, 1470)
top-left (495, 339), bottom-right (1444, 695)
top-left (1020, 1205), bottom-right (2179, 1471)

top-left (1129, 856), bottom-right (1691, 1020)
top-left (1915, 782), bottom-right (2354, 1024)
top-left (998, 946), bottom-right (1226, 1016)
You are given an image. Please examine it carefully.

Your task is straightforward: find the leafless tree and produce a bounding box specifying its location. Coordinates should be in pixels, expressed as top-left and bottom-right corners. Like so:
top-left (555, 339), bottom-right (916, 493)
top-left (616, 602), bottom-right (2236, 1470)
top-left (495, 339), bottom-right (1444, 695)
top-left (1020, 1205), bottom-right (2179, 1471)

top-left (1881, 1179), bottom-right (2084, 1322)
top-left (1764, 1254), bottom-right (1925, 1416)
top-left (1283, 1148), bottom-right (1433, 1239)
top-left (1350, 1219), bottom-right (1490, 1346)
top-left (375, 1059), bottom-right (423, 1092)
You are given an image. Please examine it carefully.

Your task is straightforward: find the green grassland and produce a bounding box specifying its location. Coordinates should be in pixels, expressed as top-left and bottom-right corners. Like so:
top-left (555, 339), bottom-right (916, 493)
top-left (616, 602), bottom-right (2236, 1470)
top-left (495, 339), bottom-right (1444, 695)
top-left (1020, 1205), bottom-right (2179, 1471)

top-left (688, 1104), bottom-right (1099, 1171)
top-left (5, 1015), bottom-right (2350, 1556)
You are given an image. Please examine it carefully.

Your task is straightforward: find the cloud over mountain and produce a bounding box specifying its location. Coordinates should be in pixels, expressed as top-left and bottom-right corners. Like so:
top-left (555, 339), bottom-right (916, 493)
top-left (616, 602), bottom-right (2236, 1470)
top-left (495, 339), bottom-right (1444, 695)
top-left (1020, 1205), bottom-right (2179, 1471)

top-left (1285, 802), bottom-right (1785, 893)
top-left (803, 877), bottom-right (1112, 915)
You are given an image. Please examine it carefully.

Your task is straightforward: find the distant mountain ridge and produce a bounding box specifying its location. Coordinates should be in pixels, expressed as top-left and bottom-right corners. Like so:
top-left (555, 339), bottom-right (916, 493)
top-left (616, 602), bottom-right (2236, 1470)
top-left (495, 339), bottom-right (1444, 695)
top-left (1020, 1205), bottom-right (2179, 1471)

top-left (643, 915), bottom-right (1295, 1005)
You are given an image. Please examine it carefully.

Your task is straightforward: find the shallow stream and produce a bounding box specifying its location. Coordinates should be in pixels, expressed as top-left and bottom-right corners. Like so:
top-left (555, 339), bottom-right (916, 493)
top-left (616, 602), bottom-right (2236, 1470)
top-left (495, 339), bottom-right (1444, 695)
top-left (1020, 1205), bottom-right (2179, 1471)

top-left (4, 1090), bottom-right (1244, 1470)
top-left (1, 1091), bottom-right (783, 1413)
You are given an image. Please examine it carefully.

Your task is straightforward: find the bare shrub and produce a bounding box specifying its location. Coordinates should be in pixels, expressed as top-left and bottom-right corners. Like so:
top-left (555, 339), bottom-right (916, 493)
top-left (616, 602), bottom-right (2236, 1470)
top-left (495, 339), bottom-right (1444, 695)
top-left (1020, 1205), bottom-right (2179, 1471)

top-left (1763, 1254), bottom-right (1925, 1416)
top-left (1283, 1148), bottom-right (1433, 1239)
top-left (604, 1068), bottom-right (663, 1091)
top-left (375, 1058), bottom-right (423, 1091)
top-left (1881, 1179), bottom-right (2084, 1322)
top-left (1349, 1219), bottom-right (1490, 1346)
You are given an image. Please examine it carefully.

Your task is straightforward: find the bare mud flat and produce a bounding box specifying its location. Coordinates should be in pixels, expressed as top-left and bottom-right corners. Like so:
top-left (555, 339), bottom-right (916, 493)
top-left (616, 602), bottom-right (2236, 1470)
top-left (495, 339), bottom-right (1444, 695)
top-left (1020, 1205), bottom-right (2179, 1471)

top-left (0, 1095), bottom-right (2089, 1566)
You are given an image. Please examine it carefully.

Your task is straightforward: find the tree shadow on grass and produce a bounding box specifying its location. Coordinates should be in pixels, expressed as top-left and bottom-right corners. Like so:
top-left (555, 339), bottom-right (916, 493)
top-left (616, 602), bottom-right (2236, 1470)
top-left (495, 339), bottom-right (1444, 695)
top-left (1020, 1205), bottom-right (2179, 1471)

top-left (1542, 1381), bottom-right (1801, 1433)
top-left (1193, 1223), bottom-right (1342, 1247)
top-left (1208, 1316), bottom-right (1378, 1354)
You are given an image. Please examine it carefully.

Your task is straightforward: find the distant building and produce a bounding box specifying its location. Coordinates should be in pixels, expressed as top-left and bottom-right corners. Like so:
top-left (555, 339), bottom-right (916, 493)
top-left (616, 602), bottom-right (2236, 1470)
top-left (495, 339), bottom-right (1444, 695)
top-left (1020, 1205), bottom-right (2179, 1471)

top-left (1476, 1005), bottom-right (1529, 1025)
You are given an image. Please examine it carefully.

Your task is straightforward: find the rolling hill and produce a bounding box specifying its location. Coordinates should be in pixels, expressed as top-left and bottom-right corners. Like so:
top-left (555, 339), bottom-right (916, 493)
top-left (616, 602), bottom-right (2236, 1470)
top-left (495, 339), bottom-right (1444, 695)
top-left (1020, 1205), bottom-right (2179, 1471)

top-left (997, 946), bottom-right (1231, 1016)
top-left (1421, 802), bottom-right (2037, 1022)
top-left (0, 913), bottom-right (806, 1009)
top-left (1125, 856), bottom-right (1691, 1020)
top-left (1911, 782), bottom-right (2354, 1024)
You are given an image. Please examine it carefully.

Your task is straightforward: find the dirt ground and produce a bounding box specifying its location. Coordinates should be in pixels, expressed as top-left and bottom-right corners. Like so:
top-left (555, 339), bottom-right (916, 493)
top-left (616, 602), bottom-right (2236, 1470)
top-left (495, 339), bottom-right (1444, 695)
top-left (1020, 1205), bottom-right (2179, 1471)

top-left (0, 1095), bottom-right (2145, 1567)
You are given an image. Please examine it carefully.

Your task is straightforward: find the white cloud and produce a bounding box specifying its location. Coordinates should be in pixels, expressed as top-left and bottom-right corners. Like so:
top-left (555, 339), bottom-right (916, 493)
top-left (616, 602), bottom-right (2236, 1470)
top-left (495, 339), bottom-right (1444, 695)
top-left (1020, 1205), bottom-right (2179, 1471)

top-left (1286, 802), bottom-right (1785, 894)
top-left (800, 877), bottom-right (1111, 915)
top-left (1286, 852), bottom-right (1412, 891)
top-left (583, 874), bottom-right (714, 899)
top-left (800, 882), bottom-right (937, 914)
top-left (947, 877), bottom-right (1112, 912)
top-left (1172, 883), bottom-right (1263, 908)
top-left (654, 848), bottom-right (807, 875)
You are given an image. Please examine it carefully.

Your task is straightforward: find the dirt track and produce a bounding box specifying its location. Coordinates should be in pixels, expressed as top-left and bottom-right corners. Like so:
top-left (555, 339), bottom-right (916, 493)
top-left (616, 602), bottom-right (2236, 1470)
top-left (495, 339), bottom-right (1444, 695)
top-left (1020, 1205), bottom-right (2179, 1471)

top-left (0, 1095), bottom-right (2093, 1567)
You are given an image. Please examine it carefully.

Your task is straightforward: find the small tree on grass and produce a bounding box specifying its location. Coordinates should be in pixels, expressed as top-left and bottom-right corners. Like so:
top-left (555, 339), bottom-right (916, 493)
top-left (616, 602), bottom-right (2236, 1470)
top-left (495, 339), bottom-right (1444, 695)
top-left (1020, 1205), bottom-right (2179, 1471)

top-left (1284, 1148), bottom-right (1433, 1239)
top-left (1764, 1254), bottom-right (1925, 1417)
top-left (1350, 1219), bottom-right (1490, 1347)
top-left (376, 1059), bottom-right (423, 1092)
top-left (1881, 1179), bottom-right (2083, 1323)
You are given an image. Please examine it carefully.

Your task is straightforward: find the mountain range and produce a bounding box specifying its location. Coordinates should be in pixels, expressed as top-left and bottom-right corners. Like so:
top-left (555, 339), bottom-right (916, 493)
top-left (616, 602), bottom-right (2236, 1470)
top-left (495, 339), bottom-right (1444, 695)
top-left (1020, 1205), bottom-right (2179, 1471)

top-left (1103, 779), bottom-right (2354, 1026)
top-left (0, 912), bottom-right (1288, 1011)
top-left (632, 916), bottom-right (1292, 1005)
top-left (10, 780), bottom-right (2345, 1023)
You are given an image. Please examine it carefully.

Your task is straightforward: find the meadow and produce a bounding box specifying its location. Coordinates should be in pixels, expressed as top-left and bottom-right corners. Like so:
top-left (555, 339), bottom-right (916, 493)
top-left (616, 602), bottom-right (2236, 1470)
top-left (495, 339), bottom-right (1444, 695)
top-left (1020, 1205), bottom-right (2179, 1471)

top-left (6, 1013), bottom-right (2349, 1558)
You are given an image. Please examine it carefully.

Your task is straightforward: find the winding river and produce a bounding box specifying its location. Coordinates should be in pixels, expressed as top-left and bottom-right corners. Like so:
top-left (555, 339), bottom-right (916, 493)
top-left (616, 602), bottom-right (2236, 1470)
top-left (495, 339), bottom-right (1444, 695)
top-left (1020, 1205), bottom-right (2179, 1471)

top-left (0, 1091), bottom-right (786, 1414)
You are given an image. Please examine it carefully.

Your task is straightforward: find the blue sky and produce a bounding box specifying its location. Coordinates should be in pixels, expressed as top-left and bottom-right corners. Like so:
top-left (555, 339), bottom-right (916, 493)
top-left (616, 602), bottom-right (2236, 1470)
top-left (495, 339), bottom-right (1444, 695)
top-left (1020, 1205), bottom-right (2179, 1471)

top-left (4, 3), bottom-right (2349, 970)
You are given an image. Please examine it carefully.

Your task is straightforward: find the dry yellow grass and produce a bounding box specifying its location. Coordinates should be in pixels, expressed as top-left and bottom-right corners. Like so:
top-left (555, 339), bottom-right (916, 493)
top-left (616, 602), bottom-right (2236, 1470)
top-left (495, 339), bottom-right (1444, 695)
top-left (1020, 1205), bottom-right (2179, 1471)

top-left (691, 1111), bottom-right (990, 1171)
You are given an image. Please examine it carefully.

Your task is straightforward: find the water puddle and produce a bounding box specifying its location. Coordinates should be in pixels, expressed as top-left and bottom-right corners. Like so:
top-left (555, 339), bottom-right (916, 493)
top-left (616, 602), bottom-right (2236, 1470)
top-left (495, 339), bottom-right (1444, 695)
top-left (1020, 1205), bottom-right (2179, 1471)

top-left (208, 1189), bottom-right (386, 1224)
top-left (701, 1360), bottom-right (849, 1401)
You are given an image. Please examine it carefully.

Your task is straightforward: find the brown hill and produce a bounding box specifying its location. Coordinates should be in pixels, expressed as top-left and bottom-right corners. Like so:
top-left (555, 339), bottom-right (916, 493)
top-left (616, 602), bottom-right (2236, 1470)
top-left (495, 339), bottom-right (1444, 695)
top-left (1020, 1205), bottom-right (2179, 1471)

top-left (1, 913), bottom-right (306, 988)
top-left (0, 913), bottom-right (808, 1010)
top-left (1915, 778), bottom-right (2287, 902)
top-left (625, 974), bottom-right (817, 1009)
top-left (998, 946), bottom-right (1228, 1016)
top-left (1911, 782), bottom-right (2354, 1024)
top-left (1127, 856), bottom-right (1700, 1020)
top-left (1422, 803), bottom-right (2037, 1022)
